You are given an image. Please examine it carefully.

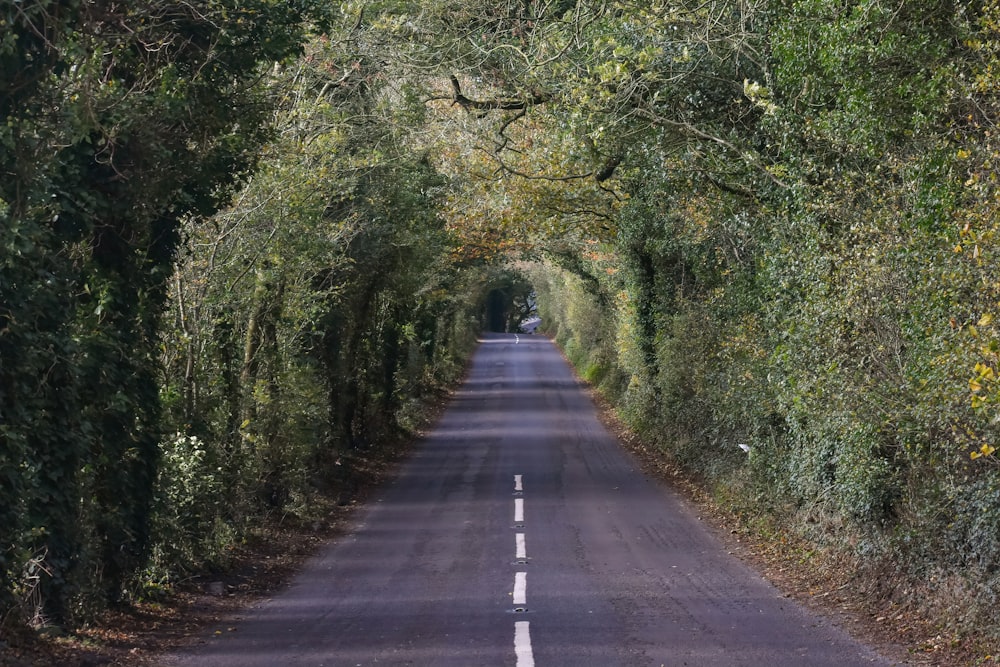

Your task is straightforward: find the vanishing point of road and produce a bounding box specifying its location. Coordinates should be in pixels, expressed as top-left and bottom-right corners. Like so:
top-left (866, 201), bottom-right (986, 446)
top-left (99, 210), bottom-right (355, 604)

top-left (163, 333), bottom-right (897, 667)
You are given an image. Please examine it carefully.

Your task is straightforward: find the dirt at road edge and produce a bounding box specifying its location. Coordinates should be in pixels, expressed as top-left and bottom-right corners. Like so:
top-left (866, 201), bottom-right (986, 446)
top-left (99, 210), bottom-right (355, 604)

top-left (1, 370), bottom-right (992, 667)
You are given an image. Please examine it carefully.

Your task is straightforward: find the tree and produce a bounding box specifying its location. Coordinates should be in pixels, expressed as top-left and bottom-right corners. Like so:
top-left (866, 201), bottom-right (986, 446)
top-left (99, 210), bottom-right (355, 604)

top-left (1, 0), bottom-right (322, 620)
top-left (152, 19), bottom-right (486, 577)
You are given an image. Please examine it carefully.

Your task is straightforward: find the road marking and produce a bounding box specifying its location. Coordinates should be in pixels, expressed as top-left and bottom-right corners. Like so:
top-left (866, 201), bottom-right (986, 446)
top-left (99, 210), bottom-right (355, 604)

top-left (511, 474), bottom-right (532, 667)
top-left (514, 621), bottom-right (534, 667)
top-left (513, 571), bottom-right (527, 605)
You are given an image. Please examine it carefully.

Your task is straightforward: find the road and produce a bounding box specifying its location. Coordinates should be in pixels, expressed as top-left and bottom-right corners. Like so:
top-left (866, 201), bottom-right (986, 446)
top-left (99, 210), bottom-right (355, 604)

top-left (163, 333), bottom-right (895, 667)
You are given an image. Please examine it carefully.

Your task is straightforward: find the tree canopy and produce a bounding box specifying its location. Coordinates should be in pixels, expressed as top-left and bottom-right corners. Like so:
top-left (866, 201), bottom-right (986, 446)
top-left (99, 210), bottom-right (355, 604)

top-left (3, 0), bottom-right (1000, 654)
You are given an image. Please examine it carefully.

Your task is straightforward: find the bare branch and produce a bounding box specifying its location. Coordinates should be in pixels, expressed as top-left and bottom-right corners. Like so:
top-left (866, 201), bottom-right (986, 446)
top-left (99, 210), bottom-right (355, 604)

top-left (449, 75), bottom-right (548, 111)
top-left (482, 146), bottom-right (594, 181)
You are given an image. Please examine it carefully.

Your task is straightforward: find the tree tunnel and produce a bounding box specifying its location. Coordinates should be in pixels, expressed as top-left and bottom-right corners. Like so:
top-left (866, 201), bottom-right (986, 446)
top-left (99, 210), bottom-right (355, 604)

top-left (481, 270), bottom-right (537, 333)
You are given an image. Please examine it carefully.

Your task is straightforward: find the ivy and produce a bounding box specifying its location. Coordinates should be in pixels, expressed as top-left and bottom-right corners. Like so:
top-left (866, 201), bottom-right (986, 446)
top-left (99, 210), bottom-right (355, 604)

top-left (1, 0), bottom-right (322, 622)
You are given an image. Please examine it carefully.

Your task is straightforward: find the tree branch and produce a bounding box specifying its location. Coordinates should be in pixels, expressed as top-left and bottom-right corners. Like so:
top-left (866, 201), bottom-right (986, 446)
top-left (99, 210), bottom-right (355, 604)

top-left (449, 75), bottom-right (548, 111)
top-left (485, 148), bottom-right (594, 181)
top-left (633, 107), bottom-right (789, 189)
top-left (594, 155), bottom-right (622, 182)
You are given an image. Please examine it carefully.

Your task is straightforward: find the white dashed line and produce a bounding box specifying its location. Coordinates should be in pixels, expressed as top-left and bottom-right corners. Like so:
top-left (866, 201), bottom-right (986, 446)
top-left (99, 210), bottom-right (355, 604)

top-left (512, 472), bottom-right (532, 666)
top-left (513, 571), bottom-right (527, 605)
top-left (514, 621), bottom-right (535, 667)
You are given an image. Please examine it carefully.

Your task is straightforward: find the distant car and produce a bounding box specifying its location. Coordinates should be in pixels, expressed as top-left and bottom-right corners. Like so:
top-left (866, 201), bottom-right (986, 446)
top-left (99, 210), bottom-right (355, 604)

top-left (519, 317), bottom-right (541, 334)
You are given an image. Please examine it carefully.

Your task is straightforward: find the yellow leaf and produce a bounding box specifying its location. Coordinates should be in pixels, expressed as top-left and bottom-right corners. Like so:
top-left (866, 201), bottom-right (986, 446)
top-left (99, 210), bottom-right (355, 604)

top-left (970, 379), bottom-right (983, 392)
top-left (980, 313), bottom-right (994, 327)
top-left (981, 444), bottom-right (996, 457)
top-left (972, 451), bottom-right (982, 459)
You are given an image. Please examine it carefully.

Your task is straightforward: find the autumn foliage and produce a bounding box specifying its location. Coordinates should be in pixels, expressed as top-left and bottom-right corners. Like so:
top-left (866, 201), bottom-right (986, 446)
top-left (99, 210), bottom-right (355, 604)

top-left (3, 0), bottom-right (1000, 657)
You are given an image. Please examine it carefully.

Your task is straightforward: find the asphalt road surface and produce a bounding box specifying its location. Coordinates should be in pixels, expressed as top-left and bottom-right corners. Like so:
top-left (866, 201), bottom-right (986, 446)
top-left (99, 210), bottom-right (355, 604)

top-left (163, 333), bottom-right (895, 667)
